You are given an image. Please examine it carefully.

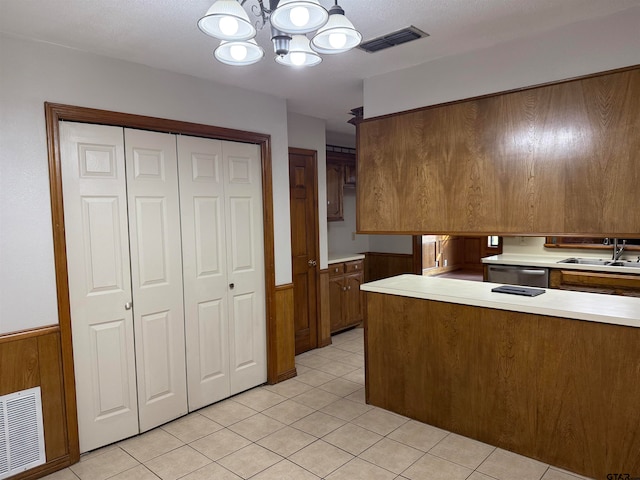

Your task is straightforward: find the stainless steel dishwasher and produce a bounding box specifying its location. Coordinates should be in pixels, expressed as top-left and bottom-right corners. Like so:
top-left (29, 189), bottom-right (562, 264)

top-left (486, 264), bottom-right (549, 288)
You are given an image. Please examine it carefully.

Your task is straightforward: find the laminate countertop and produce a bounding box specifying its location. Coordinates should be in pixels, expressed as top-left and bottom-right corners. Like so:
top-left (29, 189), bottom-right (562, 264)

top-left (361, 274), bottom-right (640, 328)
top-left (482, 253), bottom-right (640, 274)
top-left (328, 253), bottom-right (365, 264)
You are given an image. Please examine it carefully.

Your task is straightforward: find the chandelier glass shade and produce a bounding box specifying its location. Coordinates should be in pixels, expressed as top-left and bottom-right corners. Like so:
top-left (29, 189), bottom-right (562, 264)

top-left (198, 0), bottom-right (361, 67)
top-left (214, 39), bottom-right (265, 65)
top-left (198, 0), bottom-right (256, 41)
top-left (275, 34), bottom-right (322, 67)
top-left (311, 4), bottom-right (362, 54)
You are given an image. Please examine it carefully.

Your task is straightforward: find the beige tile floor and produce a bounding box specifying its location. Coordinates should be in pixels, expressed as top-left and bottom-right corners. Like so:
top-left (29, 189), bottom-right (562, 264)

top-left (44, 328), bottom-right (594, 480)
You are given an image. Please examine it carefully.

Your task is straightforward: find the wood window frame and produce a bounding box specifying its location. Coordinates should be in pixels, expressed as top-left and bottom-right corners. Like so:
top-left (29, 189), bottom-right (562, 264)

top-left (544, 236), bottom-right (640, 251)
top-left (45, 102), bottom-right (279, 463)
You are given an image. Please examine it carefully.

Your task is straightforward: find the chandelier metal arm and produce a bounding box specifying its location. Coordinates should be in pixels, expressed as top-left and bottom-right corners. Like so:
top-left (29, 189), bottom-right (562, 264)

top-left (239, 0), bottom-right (274, 30)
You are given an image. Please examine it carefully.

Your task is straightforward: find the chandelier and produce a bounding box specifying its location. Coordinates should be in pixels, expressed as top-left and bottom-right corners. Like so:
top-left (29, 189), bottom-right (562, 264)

top-left (198, 0), bottom-right (362, 67)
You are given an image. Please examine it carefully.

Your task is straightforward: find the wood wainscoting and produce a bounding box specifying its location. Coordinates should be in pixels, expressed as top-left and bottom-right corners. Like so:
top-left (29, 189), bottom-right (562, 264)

top-left (317, 269), bottom-right (332, 348)
top-left (364, 252), bottom-right (416, 283)
top-left (0, 326), bottom-right (73, 479)
top-left (273, 284), bottom-right (297, 383)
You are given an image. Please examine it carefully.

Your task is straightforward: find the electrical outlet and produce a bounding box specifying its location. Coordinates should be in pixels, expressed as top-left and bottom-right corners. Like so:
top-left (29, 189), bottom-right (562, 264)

top-left (444, 259), bottom-right (448, 267)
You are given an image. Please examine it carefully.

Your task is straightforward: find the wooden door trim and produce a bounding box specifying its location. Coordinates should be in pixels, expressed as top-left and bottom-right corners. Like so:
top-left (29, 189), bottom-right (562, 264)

top-left (288, 147), bottom-right (320, 352)
top-left (44, 102), bottom-right (277, 463)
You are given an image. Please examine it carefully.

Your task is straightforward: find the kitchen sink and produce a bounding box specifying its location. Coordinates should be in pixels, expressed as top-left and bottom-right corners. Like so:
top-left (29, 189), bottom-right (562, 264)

top-left (607, 261), bottom-right (640, 268)
top-left (558, 258), bottom-right (610, 265)
top-left (558, 258), bottom-right (640, 268)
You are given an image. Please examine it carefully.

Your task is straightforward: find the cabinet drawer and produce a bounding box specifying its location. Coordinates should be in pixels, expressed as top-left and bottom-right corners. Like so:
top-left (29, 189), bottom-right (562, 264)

top-left (329, 263), bottom-right (345, 276)
top-left (345, 260), bottom-right (363, 273)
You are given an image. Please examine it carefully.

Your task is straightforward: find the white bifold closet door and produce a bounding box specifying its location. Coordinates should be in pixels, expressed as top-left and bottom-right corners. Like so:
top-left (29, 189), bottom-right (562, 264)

top-left (178, 135), bottom-right (266, 411)
top-left (61, 123), bottom-right (188, 451)
top-left (60, 122), bottom-right (139, 453)
top-left (124, 129), bottom-right (188, 432)
top-left (61, 122), bottom-right (266, 452)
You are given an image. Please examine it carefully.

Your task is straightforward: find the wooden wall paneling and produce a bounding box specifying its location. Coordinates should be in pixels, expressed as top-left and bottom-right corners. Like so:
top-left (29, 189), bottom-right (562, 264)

top-left (535, 316), bottom-right (640, 478)
top-left (364, 252), bottom-right (414, 282)
top-left (317, 269), bottom-right (332, 348)
top-left (37, 332), bottom-right (68, 461)
top-left (0, 336), bottom-right (40, 395)
top-left (273, 284), bottom-right (296, 383)
top-left (472, 308), bottom-right (538, 454)
top-left (0, 327), bottom-right (71, 480)
top-left (358, 66), bottom-right (640, 236)
top-left (364, 293), bottom-right (640, 479)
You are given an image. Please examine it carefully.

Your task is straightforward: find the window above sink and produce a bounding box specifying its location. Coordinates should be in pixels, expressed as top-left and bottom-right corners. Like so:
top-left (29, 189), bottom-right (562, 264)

top-left (545, 237), bottom-right (640, 251)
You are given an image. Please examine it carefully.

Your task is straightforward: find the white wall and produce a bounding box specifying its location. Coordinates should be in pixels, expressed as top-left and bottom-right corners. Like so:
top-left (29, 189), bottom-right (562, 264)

top-left (502, 236), bottom-right (636, 261)
top-left (327, 189), bottom-right (370, 255)
top-left (0, 35), bottom-right (292, 335)
top-left (364, 7), bottom-right (640, 119)
top-left (286, 112), bottom-right (331, 270)
top-left (369, 235), bottom-right (413, 255)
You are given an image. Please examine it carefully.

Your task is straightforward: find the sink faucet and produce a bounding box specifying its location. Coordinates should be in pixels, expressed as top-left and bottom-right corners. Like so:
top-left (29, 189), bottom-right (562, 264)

top-left (612, 238), bottom-right (626, 261)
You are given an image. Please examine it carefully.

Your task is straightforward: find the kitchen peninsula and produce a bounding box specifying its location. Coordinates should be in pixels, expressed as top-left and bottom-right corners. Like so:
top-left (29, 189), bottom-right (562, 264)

top-left (362, 275), bottom-right (640, 479)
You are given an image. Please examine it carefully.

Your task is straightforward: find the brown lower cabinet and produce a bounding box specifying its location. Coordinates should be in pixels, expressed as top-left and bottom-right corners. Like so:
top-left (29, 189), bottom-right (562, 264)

top-left (329, 260), bottom-right (364, 333)
top-left (550, 268), bottom-right (640, 297)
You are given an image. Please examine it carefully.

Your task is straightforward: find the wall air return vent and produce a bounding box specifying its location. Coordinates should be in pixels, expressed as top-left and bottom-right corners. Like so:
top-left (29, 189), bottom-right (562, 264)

top-left (0, 387), bottom-right (46, 480)
top-left (358, 26), bottom-right (429, 53)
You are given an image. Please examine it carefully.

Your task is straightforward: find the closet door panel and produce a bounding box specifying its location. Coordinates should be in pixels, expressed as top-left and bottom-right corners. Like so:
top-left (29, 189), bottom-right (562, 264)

top-left (60, 122), bottom-right (139, 453)
top-left (125, 129), bottom-right (188, 431)
top-left (178, 136), bottom-right (231, 410)
top-left (223, 142), bottom-right (267, 394)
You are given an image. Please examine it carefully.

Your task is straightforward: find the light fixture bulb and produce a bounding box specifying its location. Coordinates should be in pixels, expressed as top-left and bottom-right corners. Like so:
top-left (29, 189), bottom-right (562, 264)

top-left (328, 32), bottom-right (347, 49)
top-left (290, 51), bottom-right (306, 66)
top-left (229, 44), bottom-right (248, 60)
top-left (218, 16), bottom-right (239, 36)
top-left (289, 6), bottom-right (310, 27)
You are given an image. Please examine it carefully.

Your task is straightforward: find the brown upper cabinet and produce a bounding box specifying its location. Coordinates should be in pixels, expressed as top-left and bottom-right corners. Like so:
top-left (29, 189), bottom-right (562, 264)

top-left (327, 146), bottom-right (356, 221)
top-left (357, 67), bottom-right (640, 236)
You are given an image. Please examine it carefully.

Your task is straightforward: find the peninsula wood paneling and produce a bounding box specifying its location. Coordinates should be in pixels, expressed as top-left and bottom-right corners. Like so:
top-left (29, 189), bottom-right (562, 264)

top-left (365, 293), bottom-right (640, 479)
top-left (358, 67), bottom-right (640, 236)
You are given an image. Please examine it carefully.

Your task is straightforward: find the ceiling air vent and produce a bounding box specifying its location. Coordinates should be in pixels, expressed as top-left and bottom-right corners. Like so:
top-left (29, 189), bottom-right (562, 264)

top-left (358, 26), bottom-right (429, 53)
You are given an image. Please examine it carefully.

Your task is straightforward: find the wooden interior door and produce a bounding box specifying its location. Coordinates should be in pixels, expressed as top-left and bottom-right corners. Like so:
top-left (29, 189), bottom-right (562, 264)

top-left (124, 129), bottom-right (188, 432)
top-left (289, 148), bottom-right (319, 354)
top-left (60, 122), bottom-right (139, 453)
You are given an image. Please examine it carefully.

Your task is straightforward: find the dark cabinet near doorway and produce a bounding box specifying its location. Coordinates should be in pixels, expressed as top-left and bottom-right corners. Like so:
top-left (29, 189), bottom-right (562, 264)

top-left (326, 146), bottom-right (356, 221)
top-left (329, 260), bottom-right (364, 333)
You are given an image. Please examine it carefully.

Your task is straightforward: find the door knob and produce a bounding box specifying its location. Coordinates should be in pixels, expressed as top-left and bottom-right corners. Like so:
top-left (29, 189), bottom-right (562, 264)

top-left (229, 283), bottom-right (235, 289)
top-left (124, 302), bottom-right (133, 310)
top-left (308, 259), bottom-right (317, 267)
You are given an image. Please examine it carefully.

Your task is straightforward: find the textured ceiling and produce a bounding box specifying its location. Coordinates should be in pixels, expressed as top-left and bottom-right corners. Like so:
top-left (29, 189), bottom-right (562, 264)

top-left (1, 0), bottom-right (639, 136)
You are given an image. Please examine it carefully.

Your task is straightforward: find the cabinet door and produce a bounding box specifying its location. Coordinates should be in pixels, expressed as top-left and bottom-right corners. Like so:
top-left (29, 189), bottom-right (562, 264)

top-left (344, 272), bottom-right (364, 327)
top-left (326, 162), bottom-right (344, 221)
top-left (124, 129), bottom-right (188, 432)
top-left (329, 275), bottom-right (345, 332)
top-left (60, 122), bottom-right (139, 453)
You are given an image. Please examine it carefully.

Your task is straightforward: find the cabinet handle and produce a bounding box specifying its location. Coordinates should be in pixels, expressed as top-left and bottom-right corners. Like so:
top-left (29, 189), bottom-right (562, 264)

top-left (229, 283), bottom-right (235, 289)
top-left (347, 285), bottom-right (351, 290)
top-left (124, 302), bottom-right (133, 310)
top-left (354, 265), bottom-right (358, 269)
top-left (343, 286), bottom-right (347, 291)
